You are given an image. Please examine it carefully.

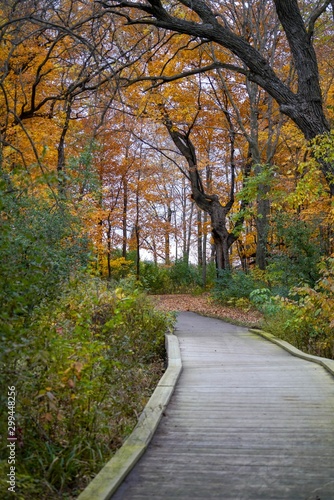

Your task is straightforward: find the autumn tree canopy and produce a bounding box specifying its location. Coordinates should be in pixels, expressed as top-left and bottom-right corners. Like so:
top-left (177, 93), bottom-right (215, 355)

top-left (1, 0), bottom-right (333, 272)
top-left (101, 0), bottom-right (334, 194)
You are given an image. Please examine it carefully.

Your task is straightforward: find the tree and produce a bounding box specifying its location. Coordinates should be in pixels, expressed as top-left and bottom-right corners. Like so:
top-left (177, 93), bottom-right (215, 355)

top-left (103, 0), bottom-right (334, 194)
top-left (206, 0), bottom-right (287, 270)
top-left (0, 0), bottom-right (139, 197)
top-left (159, 105), bottom-right (249, 270)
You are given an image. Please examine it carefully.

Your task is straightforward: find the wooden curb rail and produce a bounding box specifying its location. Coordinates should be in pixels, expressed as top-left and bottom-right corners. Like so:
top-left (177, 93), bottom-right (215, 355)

top-left (77, 333), bottom-right (182, 500)
top-left (249, 328), bottom-right (334, 377)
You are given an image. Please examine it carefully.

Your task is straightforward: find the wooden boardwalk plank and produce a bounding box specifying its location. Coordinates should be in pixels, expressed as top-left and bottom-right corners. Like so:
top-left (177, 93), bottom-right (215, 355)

top-left (112, 312), bottom-right (334, 500)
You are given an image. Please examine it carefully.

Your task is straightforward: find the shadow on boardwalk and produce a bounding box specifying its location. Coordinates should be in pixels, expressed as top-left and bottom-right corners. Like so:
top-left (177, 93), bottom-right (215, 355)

top-left (112, 312), bottom-right (334, 500)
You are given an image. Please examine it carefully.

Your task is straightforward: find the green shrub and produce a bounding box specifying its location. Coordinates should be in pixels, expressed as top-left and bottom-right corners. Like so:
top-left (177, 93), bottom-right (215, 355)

top-left (267, 213), bottom-right (322, 290)
top-left (0, 182), bottom-right (90, 329)
top-left (261, 257), bottom-right (334, 359)
top-left (139, 262), bottom-right (173, 293)
top-left (168, 259), bottom-right (203, 291)
top-left (0, 276), bottom-right (172, 498)
top-left (139, 260), bottom-right (214, 294)
top-left (249, 288), bottom-right (279, 315)
top-left (213, 269), bottom-right (267, 305)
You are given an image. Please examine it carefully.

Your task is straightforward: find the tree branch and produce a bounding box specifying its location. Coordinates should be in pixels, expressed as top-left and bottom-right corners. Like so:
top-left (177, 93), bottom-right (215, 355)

top-left (307, 0), bottom-right (332, 38)
top-left (128, 62), bottom-right (248, 90)
top-left (105, 0), bottom-right (295, 108)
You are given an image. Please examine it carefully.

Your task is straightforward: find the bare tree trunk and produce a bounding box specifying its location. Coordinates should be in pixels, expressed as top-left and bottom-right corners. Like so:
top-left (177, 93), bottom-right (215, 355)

top-left (107, 214), bottom-right (112, 279)
top-left (135, 222), bottom-right (140, 280)
top-left (152, 238), bottom-right (158, 265)
top-left (174, 200), bottom-right (179, 261)
top-left (57, 100), bottom-right (72, 196)
top-left (165, 203), bottom-right (172, 264)
top-left (181, 178), bottom-right (188, 261)
top-left (255, 186), bottom-right (270, 269)
top-left (122, 176), bottom-right (128, 259)
top-left (185, 201), bottom-right (194, 263)
top-left (202, 209), bottom-right (208, 287)
top-left (197, 208), bottom-right (203, 267)
top-left (135, 171), bottom-right (141, 280)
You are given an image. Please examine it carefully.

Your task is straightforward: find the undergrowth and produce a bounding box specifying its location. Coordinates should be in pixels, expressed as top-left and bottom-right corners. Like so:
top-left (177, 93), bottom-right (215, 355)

top-left (0, 276), bottom-right (173, 499)
top-left (257, 258), bottom-right (334, 359)
top-left (213, 258), bottom-right (334, 360)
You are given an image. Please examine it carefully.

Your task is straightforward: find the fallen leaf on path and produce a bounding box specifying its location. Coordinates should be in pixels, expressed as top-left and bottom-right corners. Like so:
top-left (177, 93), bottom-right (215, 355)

top-left (151, 294), bottom-right (262, 327)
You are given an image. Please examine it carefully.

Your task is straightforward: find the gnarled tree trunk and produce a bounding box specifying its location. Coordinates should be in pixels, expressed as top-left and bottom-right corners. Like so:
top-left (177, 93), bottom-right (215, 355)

top-left (163, 113), bottom-right (242, 271)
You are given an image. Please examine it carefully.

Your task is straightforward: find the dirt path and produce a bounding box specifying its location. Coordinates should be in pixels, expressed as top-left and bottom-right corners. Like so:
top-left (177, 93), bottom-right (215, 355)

top-left (151, 293), bottom-right (262, 327)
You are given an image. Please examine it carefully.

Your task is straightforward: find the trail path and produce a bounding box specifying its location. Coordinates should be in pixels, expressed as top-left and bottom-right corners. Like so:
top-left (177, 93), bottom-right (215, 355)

top-left (112, 311), bottom-right (334, 500)
top-left (151, 293), bottom-right (262, 326)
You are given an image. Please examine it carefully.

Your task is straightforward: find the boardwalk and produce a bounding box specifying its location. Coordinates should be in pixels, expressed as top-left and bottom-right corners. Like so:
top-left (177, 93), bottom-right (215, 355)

top-left (112, 312), bottom-right (334, 500)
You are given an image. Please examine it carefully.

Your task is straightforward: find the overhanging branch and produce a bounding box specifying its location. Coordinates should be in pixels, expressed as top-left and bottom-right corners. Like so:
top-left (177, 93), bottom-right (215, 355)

top-left (127, 62), bottom-right (248, 90)
top-left (307, 0), bottom-right (332, 38)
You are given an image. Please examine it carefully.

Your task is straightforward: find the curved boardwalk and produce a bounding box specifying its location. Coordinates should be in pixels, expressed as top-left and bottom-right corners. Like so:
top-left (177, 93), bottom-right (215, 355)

top-left (112, 312), bottom-right (334, 500)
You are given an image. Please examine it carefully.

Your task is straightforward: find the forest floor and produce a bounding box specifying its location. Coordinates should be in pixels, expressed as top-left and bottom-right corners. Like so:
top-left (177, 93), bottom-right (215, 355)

top-left (151, 293), bottom-right (263, 328)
